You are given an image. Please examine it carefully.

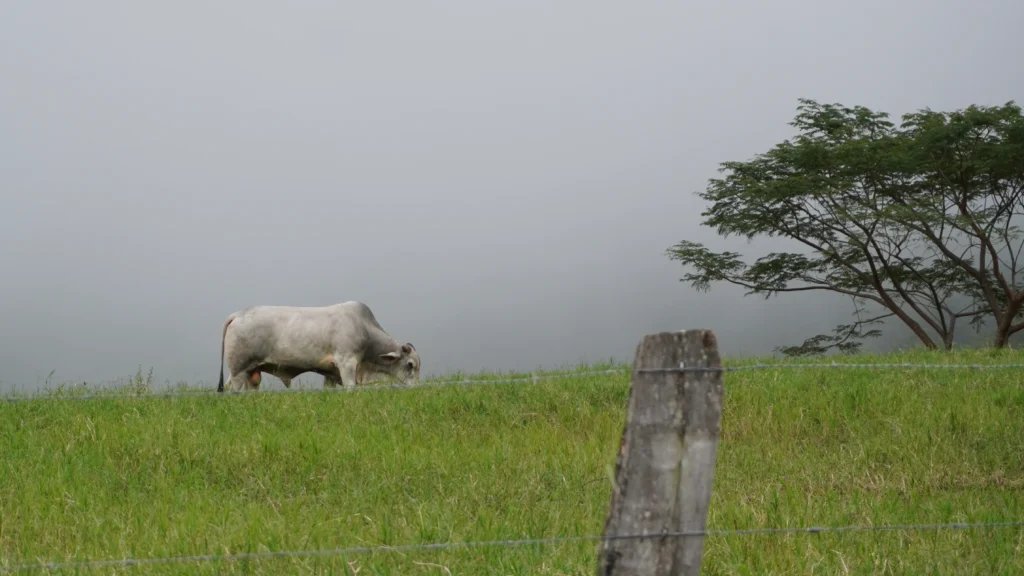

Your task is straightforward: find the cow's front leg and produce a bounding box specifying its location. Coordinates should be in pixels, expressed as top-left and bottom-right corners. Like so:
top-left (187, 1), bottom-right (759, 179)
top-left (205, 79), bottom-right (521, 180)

top-left (334, 354), bottom-right (360, 389)
top-left (323, 372), bottom-right (341, 388)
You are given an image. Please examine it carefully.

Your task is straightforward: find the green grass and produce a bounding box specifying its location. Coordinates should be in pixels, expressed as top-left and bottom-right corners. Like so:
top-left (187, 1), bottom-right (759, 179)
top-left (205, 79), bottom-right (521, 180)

top-left (1, 349), bottom-right (1023, 574)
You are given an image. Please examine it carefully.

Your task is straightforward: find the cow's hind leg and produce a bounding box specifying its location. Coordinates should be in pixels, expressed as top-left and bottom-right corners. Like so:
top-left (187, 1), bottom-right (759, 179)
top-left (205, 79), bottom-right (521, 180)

top-left (226, 368), bottom-right (260, 391)
top-left (224, 337), bottom-right (263, 391)
top-left (224, 353), bottom-right (258, 390)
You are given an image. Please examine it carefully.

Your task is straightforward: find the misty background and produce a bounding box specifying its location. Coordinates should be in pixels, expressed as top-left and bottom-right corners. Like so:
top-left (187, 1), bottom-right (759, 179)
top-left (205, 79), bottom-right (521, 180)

top-left (1, 1), bottom-right (1021, 391)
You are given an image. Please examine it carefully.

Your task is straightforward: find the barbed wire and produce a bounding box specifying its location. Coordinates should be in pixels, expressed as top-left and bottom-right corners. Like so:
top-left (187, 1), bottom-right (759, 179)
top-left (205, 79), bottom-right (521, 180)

top-left (2, 520), bottom-right (1020, 572)
top-left (4, 361), bottom-right (1024, 404)
top-left (0, 369), bottom-right (630, 404)
top-left (658, 362), bottom-right (1024, 372)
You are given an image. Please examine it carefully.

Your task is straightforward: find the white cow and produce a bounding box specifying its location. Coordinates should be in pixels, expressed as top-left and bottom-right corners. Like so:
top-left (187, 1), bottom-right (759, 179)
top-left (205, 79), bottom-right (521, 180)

top-left (217, 301), bottom-right (420, 392)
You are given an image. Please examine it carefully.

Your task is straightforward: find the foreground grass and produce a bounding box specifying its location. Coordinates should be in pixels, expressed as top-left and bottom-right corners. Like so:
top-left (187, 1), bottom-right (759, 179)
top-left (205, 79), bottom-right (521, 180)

top-left (1, 350), bottom-right (1023, 574)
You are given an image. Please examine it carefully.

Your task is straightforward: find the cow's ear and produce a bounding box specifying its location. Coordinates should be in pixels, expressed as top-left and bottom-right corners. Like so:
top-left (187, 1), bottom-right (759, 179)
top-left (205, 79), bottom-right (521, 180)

top-left (402, 343), bottom-right (414, 354)
top-left (379, 351), bottom-right (401, 364)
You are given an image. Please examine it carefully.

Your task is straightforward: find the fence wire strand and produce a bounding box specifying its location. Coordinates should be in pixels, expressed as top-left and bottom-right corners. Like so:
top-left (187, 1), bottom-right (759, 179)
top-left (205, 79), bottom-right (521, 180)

top-left (2, 521), bottom-right (1021, 572)
top-left (4, 362), bottom-right (1024, 404)
top-left (0, 369), bottom-right (630, 403)
top-left (659, 362), bottom-right (1024, 372)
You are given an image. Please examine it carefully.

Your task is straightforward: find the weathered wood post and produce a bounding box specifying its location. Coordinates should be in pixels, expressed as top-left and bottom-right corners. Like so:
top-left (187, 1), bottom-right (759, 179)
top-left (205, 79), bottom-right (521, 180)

top-left (597, 330), bottom-right (724, 576)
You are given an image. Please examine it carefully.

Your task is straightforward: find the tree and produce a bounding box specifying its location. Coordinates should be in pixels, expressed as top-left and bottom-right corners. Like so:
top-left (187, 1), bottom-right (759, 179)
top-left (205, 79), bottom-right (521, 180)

top-left (900, 103), bottom-right (1024, 347)
top-left (666, 99), bottom-right (1024, 355)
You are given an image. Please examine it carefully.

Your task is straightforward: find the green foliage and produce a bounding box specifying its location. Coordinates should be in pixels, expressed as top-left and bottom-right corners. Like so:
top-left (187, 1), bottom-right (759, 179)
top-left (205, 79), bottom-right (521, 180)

top-left (2, 352), bottom-right (1023, 573)
top-left (774, 319), bottom-right (884, 357)
top-left (668, 98), bottom-right (1024, 355)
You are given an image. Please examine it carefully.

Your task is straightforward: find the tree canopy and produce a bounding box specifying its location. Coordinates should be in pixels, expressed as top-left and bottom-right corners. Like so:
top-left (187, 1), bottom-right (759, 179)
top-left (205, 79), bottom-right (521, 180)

top-left (667, 99), bottom-right (1024, 355)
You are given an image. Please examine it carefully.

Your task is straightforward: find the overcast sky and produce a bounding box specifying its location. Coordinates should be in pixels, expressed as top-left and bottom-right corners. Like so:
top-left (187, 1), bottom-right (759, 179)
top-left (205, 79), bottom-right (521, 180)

top-left (1, 0), bottom-right (1021, 391)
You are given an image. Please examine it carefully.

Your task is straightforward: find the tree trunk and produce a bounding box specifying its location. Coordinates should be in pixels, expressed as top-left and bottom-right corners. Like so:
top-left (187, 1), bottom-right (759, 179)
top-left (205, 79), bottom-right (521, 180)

top-left (907, 325), bottom-right (938, 350)
top-left (885, 305), bottom-right (938, 350)
top-left (943, 314), bottom-right (956, 351)
top-left (943, 333), bottom-right (955, 350)
top-left (994, 323), bottom-right (1011, 348)
top-left (993, 298), bottom-right (1024, 348)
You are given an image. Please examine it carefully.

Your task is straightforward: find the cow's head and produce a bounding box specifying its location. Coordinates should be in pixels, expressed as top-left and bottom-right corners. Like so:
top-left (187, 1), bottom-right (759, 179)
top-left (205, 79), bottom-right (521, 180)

top-left (375, 342), bottom-right (420, 385)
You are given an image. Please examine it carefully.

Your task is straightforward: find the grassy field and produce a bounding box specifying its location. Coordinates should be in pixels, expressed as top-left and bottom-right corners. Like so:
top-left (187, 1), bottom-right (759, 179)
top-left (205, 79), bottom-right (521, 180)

top-left (1, 349), bottom-right (1023, 575)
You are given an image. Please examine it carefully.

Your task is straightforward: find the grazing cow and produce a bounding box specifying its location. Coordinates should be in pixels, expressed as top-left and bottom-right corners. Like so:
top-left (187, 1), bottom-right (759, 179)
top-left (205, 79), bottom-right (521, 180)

top-left (216, 301), bottom-right (420, 392)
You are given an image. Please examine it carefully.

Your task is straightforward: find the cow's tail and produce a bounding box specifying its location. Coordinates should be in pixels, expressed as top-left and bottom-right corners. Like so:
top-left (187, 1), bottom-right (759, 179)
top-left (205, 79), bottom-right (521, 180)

top-left (217, 315), bottom-right (234, 393)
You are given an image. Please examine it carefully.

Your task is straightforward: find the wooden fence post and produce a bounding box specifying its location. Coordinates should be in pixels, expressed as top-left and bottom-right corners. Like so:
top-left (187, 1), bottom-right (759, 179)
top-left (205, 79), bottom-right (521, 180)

top-left (597, 330), bottom-right (724, 576)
